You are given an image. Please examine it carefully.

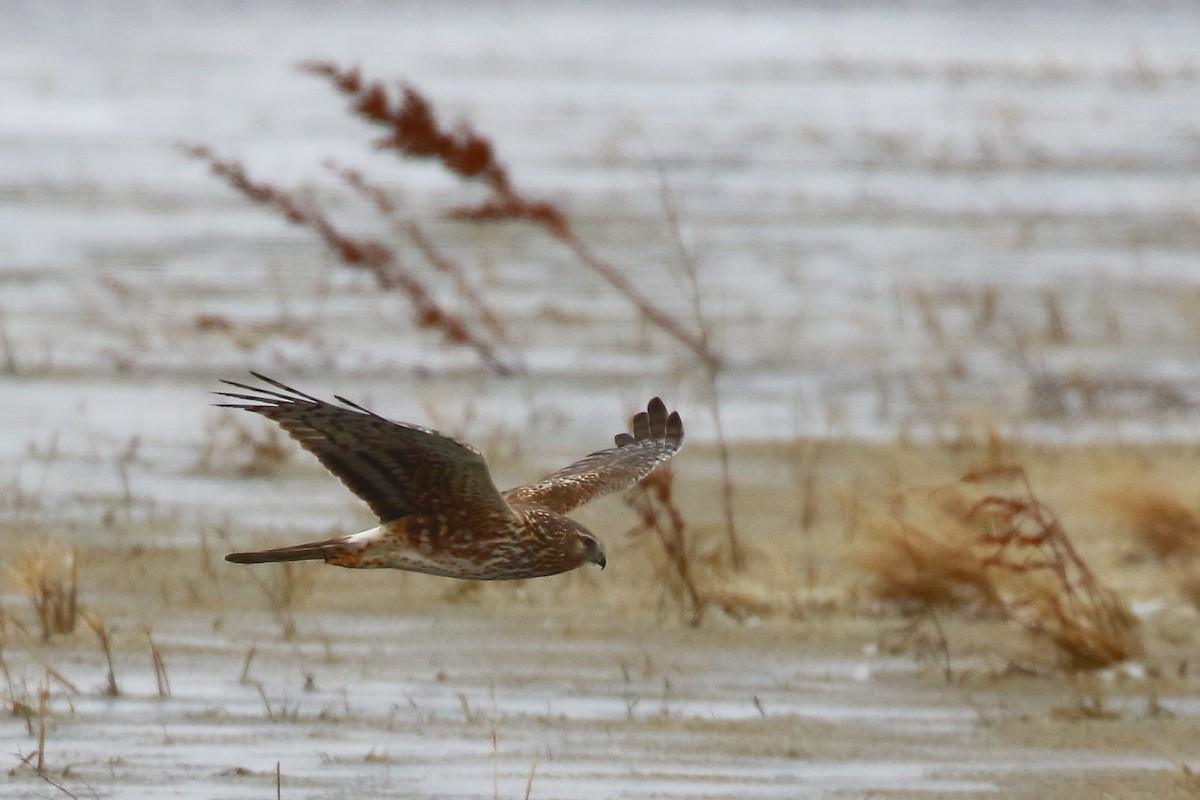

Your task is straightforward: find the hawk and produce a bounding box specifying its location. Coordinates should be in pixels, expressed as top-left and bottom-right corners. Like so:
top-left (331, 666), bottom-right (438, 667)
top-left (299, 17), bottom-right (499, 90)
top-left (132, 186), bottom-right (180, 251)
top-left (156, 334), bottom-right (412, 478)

top-left (219, 374), bottom-right (684, 580)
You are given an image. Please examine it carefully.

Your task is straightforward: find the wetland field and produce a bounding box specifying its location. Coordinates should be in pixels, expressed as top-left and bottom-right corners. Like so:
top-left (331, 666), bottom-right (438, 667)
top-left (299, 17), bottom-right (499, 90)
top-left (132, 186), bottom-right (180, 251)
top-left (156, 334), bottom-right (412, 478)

top-left (3, 2), bottom-right (1200, 798)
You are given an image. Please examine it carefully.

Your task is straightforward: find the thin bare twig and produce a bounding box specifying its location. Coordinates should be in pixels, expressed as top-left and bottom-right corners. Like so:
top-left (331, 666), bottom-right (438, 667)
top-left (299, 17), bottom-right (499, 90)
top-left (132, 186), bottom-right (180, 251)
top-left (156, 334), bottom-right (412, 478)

top-left (658, 171), bottom-right (741, 569)
top-left (8, 619), bottom-right (79, 694)
top-left (556, 235), bottom-right (717, 367)
top-left (331, 162), bottom-right (511, 344)
top-left (35, 771), bottom-right (83, 800)
top-left (625, 465), bottom-right (705, 624)
top-left (524, 757), bottom-right (538, 800)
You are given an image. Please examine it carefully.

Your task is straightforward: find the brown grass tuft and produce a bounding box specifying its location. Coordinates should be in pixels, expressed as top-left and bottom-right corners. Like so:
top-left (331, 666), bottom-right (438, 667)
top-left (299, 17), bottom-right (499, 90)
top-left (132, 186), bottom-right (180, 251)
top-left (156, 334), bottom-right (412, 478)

top-left (12, 547), bottom-right (78, 640)
top-left (1013, 581), bottom-right (1140, 672)
top-left (1108, 487), bottom-right (1200, 562)
top-left (858, 467), bottom-right (1142, 671)
top-left (857, 520), bottom-right (1002, 615)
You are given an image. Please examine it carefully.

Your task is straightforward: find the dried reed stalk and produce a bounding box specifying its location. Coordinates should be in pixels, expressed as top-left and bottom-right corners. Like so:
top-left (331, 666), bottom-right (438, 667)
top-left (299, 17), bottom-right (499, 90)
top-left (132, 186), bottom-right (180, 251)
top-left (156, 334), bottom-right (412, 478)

top-left (303, 61), bottom-right (713, 365)
top-left (624, 464), bottom-right (705, 624)
top-left (658, 173), bottom-right (740, 567)
top-left (83, 612), bottom-right (119, 696)
top-left (555, 234), bottom-right (717, 367)
top-left (35, 679), bottom-right (48, 773)
top-left (240, 645), bottom-right (257, 684)
top-left (1043, 289), bottom-right (1068, 343)
top-left (524, 758), bottom-right (538, 800)
top-left (143, 625), bottom-right (171, 698)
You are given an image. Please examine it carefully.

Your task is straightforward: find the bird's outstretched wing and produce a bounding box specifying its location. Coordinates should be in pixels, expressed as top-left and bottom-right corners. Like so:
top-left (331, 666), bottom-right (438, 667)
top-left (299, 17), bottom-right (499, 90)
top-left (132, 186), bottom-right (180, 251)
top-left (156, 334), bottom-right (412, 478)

top-left (215, 373), bottom-right (511, 523)
top-left (502, 397), bottom-right (684, 514)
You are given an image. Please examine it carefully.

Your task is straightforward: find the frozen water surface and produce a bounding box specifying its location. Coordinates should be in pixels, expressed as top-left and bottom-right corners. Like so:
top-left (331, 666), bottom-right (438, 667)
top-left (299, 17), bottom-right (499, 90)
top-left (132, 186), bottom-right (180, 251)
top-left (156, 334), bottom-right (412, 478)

top-left (3, 611), bottom-right (1182, 799)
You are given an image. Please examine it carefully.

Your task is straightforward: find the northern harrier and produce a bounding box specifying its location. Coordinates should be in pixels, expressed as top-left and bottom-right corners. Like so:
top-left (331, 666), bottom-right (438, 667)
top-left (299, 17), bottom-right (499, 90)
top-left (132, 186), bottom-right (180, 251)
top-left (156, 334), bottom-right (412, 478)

top-left (220, 374), bottom-right (683, 580)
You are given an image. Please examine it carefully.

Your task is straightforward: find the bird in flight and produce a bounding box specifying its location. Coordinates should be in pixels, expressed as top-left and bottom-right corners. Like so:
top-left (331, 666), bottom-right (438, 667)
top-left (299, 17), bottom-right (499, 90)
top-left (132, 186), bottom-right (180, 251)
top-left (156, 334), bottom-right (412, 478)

top-left (219, 374), bottom-right (683, 580)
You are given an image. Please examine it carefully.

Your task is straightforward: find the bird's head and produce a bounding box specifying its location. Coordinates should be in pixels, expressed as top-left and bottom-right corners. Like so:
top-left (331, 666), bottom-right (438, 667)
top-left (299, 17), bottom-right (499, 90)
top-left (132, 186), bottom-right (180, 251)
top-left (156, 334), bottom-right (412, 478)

top-left (521, 510), bottom-right (607, 575)
top-left (560, 518), bottom-right (606, 571)
top-left (575, 530), bottom-right (607, 570)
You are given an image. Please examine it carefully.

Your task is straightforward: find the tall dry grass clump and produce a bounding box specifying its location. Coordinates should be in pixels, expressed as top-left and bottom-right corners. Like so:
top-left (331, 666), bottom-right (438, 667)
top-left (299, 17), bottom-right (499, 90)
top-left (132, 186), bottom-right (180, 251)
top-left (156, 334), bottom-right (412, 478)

top-left (1107, 485), bottom-right (1200, 611)
top-left (859, 466), bottom-right (1142, 671)
top-left (858, 521), bottom-right (1003, 616)
top-left (11, 547), bottom-right (78, 640)
top-left (1107, 487), bottom-right (1200, 562)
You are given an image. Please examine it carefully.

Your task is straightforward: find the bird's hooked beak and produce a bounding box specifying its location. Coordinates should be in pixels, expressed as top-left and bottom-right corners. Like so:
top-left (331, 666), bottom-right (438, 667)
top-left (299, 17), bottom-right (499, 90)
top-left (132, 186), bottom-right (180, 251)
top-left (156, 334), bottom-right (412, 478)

top-left (580, 534), bottom-right (606, 570)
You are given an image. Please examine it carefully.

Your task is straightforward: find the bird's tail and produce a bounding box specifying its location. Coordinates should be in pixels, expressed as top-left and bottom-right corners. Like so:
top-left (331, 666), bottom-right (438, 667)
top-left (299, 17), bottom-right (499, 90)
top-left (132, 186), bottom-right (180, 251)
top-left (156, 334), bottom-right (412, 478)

top-left (225, 537), bottom-right (344, 565)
